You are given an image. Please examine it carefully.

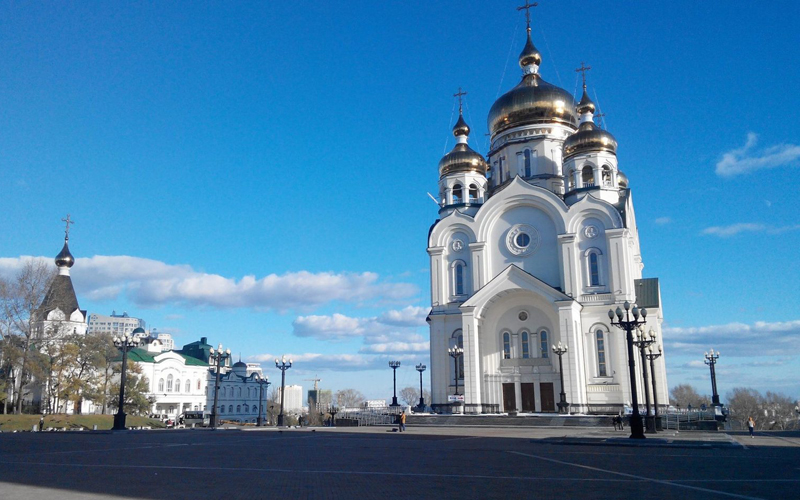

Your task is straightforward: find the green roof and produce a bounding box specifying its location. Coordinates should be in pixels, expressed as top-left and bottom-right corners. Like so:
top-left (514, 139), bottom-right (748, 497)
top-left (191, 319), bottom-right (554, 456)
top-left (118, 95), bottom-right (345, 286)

top-left (121, 347), bottom-right (209, 367)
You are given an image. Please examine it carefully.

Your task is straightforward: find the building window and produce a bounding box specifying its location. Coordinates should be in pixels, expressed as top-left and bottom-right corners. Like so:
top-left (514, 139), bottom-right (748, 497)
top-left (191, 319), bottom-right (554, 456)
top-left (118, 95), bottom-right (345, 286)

top-left (523, 149), bottom-right (532, 177)
top-left (589, 253), bottom-right (600, 286)
top-left (185, 380), bottom-right (191, 393)
top-left (167, 375), bottom-right (173, 392)
top-left (197, 379), bottom-right (201, 390)
top-left (237, 405), bottom-right (241, 413)
top-left (222, 387), bottom-right (227, 397)
top-left (220, 406), bottom-right (225, 414)
top-left (503, 332), bottom-right (511, 359)
top-left (158, 378), bottom-right (164, 392)
top-left (451, 330), bottom-right (464, 379)
top-left (455, 263), bottom-right (464, 295)
top-left (237, 387), bottom-right (242, 397)
top-left (582, 165), bottom-right (594, 187)
top-left (175, 379), bottom-right (181, 393)
top-left (228, 405), bottom-right (233, 413)
top-left (452, 184), bottom-right (463, 204)
top-left (244, 404), bottom-right (249, 413)
top-left (596, 330), bottom-right (608, 376)
top-left (469, 184), bottom-right (478, 202)
top-left (540, 331), bottom-right (549, 358)
top-left (521, 331), bottom-right (530, 359)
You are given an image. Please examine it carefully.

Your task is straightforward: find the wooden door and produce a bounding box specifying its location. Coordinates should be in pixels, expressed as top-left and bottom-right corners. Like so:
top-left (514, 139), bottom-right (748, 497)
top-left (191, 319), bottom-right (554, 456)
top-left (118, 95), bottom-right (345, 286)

top-left (540, 382), bottom-right (556, 412)
top-left (502, 383), bottom-right (516, 412)
top-left (521, 383), bottom-right (535, 412)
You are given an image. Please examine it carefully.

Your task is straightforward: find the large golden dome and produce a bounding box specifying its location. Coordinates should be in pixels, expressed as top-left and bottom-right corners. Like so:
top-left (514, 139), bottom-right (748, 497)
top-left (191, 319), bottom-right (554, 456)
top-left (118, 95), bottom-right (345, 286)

top-left (563, 121), bottom-right (617, 159)
top-left (488, 74), bottom-right (578, 136)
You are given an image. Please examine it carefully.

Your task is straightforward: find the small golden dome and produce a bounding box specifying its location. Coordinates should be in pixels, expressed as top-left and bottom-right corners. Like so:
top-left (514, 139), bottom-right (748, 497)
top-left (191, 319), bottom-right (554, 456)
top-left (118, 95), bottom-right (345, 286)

top-left (563, 121), bottom-right (618, 159)
top-left (577, 88), bottom-right (595, 115)
top-left (617, 170), bottom-right (629, 188)
top-left (488, 74), bottom-right (578, 136)
top-left (439, 143), bottom-right (487, 178)
top-left (453, 113), bottom-right (470, 137)
top-left (519, 32), bottom-right (541, 69)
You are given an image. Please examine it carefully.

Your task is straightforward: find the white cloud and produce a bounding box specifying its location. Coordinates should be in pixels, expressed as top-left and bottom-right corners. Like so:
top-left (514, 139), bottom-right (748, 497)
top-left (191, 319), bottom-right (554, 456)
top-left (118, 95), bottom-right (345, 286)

top-left (654, 217), bottom-right (672, 225)
top-left (664, 320), bottom-right (800, 357)
top-left (701, 223), bottom-right (800, 237)
top-left (715, 132), bottom-right (800, 177)
top-left (0, 255), bottom-right (418, 312)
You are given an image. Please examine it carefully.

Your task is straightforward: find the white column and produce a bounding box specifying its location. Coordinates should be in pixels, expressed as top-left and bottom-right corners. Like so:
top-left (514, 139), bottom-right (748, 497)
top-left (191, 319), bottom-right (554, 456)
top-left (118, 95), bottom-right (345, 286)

top-left (428, 247), bottom-right (445, 307)
top-left (469, 242), bottom-right (488, 290)
top-left (557, 234), bottom-right (578, 298)
top-left (460, 307), bottom-right (482, 413)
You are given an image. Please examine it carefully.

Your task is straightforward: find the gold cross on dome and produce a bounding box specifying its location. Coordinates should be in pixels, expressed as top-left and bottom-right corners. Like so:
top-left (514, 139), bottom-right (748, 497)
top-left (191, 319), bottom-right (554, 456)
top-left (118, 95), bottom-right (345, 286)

top-left (453, 87), bottom-right (467, 114)
top-left (61, 214), bottom-right (74, 239)
top-left (517, 1), bottom-right (538, 30)
top-left (576, 62), bottom-right (592, 88)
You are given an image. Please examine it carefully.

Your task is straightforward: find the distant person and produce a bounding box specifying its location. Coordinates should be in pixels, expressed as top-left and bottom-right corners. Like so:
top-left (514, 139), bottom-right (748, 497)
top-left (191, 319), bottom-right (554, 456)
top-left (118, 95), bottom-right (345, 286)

top-left (747, 417), bottom-right (755, 438)
top-left (39, 415), bottom-right (45, 432)
top-left (399, 412), bottom-right (406, 432)
top-left (617, 412), bottom-right (624, 430)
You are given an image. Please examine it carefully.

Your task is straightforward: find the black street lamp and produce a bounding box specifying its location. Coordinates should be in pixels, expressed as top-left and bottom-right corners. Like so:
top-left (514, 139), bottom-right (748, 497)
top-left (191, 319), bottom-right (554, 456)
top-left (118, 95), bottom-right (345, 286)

top-left (416, 363), bottom-right (426, 411)
top-left (328, 404), bottom-right (338, 427)
top-left (388, 361), bottom-right (401, 406)
top-left (705, 348), bottom-right (721, 406)
top-left (552, 341), bottom-right (569, 414)
top-left (209, 344), bottom-right (231, 429)
top-left (112, 328), bottom-right (143, 431)
top-left (608, 301), bottom-right (648, 439)
top-left (633, 327), bottom-right (656, 433)
top-left (256, 375), bottom-right (270, 427)
top-left (448, 346), bottom-right (464, 396)
top-left (275, 355), bottom-right (292, 426)
top-left (646, 343), bottom-right (663, 430)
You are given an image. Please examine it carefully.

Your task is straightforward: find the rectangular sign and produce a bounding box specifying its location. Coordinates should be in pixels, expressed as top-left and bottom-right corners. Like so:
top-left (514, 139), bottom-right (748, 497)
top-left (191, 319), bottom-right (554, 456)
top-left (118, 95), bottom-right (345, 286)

top-left (448, 395), bottom-right (465, 402)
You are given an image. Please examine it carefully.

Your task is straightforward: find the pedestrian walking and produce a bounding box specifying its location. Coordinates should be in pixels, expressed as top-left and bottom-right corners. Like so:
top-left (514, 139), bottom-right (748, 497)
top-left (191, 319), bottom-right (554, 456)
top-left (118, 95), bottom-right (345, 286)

top-left (399, 411), bottom-right (407, 432)
top-left (747, 416), bottom-right (755, 438)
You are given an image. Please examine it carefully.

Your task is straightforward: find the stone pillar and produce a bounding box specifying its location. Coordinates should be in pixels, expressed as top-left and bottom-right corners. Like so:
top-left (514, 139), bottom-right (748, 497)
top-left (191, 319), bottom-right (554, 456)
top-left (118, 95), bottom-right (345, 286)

top-left (460, 307), bottom-right (482, 414)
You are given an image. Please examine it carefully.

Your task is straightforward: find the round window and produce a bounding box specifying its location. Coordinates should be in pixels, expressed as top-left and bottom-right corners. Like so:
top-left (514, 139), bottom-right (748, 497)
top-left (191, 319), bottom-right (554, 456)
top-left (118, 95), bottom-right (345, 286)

top-left (518, 311), bottom-right (528, 321)
top-left (515, 233), bottom-right (531, 247)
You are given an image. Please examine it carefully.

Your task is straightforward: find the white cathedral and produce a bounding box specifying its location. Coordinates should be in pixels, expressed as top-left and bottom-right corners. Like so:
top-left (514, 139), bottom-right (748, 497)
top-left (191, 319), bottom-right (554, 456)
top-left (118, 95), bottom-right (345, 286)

top-left (427, 17), bottom-right (667, 415)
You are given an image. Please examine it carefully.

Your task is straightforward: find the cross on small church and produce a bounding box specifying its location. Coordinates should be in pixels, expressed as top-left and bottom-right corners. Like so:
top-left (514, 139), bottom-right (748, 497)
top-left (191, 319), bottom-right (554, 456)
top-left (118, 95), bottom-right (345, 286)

top-left (62, 214), bottom-right (74, 239)
top-left (594, 111), bottom-right (606, 128)
top-left (575, 62), bottom-right (591, 88)
top-left (517, 1), bottom-right (538, 29)
top-left (453, 87), bottom-right (467, 114)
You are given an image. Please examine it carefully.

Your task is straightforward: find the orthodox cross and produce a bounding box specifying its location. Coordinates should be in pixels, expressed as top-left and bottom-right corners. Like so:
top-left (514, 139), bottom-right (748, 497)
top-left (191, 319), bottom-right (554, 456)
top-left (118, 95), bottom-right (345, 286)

top-left (517, 1), bottom-right (538, 30)
top-left (594, 111), bottom-right (606, 128)
top-left (61, 214), bottom-right (74, 239)
top-left (454, 87), bottom-right (467, 114)
top-left (575, 62), bottom-right (591, 88)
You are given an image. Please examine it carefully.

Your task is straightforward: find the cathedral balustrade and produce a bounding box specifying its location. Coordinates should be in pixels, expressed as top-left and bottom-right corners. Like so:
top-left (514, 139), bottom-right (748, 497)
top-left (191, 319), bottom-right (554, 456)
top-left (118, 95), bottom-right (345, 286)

top-left (587, 384), bottom-right (621, 392)
top-left (579, 293), bottom-right (615, 303)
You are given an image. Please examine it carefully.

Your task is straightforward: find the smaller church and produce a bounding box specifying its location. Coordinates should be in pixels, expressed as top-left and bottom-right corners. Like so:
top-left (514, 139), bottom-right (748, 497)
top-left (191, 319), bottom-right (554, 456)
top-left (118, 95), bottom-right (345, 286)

top-left (427, 7), bottom-right (667, 415)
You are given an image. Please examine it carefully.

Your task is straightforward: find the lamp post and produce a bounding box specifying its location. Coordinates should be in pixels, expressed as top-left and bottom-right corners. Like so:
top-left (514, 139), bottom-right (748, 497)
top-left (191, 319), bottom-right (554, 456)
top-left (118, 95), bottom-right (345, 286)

top-left (112, 328), bottom-right (143, 431)
top-left (448, 346), bottom-right (464, 396)
top-left (416, 363), bottom-right (427, 411)
top-left (608, 301), bottom-right (647, 439)
top-left (633, 327), bottom-right (656, 433)
top-left (704, 348), bottom-right (721, 406)
top-left (328, 403), bottom-right (338, 427)
top-left (552, 342), bottom-right (569, 414)
top-left (275, 355), bottom-right (292, 426)
top-left (256, 375), bottom-right (270, 427)
top-left (646, 343), bottom-right (663, 430)
top-left (209, 344), bottom-right (231, 429)
top-left (388, 361), bottom-right (401, 406)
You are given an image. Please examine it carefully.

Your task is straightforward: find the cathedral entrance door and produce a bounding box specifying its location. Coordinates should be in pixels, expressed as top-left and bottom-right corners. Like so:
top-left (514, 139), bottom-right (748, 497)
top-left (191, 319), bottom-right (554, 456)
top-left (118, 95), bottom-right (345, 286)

top-left (502, 383), bottom-right (516, 412)
top-left (521, 383), bottom-right (535, 412)
top-left (540, 382), bottom-right (556, 412)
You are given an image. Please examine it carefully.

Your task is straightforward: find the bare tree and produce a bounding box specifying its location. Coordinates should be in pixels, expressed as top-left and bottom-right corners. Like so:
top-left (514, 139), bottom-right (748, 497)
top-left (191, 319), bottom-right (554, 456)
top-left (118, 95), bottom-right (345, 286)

top-left (400, 386), bottom-right (418, 406)
top-left (335, 388), bottom-right (365, 408)
top-left (669, 384), bottom-right (710, 409)
top-left (726, 387), bottom-right (763, 429)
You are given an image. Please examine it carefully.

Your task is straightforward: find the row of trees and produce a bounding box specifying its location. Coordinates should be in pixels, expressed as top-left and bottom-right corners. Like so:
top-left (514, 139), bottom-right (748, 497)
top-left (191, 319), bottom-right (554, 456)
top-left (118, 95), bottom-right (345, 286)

top-left (670, 384), bottom-right (799, 430)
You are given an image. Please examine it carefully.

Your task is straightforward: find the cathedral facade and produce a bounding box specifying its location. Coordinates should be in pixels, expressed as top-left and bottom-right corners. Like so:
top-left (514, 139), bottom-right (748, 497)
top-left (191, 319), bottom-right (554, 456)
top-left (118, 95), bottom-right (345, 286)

top-left (427, 20), bottom-right (667, 415)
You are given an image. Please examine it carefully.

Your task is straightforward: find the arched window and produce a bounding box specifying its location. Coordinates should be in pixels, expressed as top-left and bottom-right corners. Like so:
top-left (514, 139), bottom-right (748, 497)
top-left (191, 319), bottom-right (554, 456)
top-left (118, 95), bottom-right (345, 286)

top-left (567, 170), bottom-right (575, 190)
top-left (521, 331), bottom-right (530, 359)
top-left (222, 387), bottom-right (227, 397)
top-left (175, 379), bottom-right (180, 393)
top-left (452, 184), bottom-right (463, 204)
top-left (589, 253), bottom-right (600, 286)
top-left (602, 166), bottom-right (612, 186)
top-left (166, 375), bottom-right (173, 392)
top-left (503, 332), bottom-right (511, 359)
top-left (237, 405), bottom-right (241, 413)
top-left (455, 262), bottom-right (465, 295)
top-left (158, 378), bottom-right (164, 392)
top-left (244, 404), bottom-right (249, 413)
top-left (237, 387), bottom-right (242, 397)
top-left (185, 380), bottom-right (191, 393)
top-left (220, 405), bottom-right (225, 414)
top-left (582, 165), bottom-right (594, 187)
top-left (228, 405), bottom-right (233, 413)
top-left (540, 331), bottom-right (549, 358)
top-left (468, 184), bottom-right (478, 202)
top-left (596, 330), bottom-right (608, 376)
top-left (197, 379), bottom-right (201, 390)
top-left (451, 330), bottom-right (464, 379)
top-left (523, 150), bottom-right (532, 177)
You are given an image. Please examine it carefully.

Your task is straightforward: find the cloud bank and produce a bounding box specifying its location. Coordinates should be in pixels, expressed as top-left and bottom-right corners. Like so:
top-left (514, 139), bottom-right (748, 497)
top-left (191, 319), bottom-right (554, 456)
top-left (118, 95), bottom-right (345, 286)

top-left (664, 320), bottom-right (800, 357)
top-left (715, 132), bottom-right (800, 177)
top-left (0, 255), bottom-right (418, 312)
top-left (701, 223), bottom-right (800, 237)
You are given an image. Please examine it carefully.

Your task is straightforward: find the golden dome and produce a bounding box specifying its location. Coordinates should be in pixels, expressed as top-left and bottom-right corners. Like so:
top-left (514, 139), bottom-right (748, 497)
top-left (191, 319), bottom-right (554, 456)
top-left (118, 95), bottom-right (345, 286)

top-left (439, 143), bottom-right (487, 178)
top-left (488, 74), bottom-right (578, 136)
top-left (577, 88), bottom-right (595, 115)
top-left (519, 31), bottom-right (541, 69)
top-left (617, 170), bottom-right (628, 188)
top-left (453, 113), bottom-right (470, 137)
top-left (563, 121), bottom-right (617, 160)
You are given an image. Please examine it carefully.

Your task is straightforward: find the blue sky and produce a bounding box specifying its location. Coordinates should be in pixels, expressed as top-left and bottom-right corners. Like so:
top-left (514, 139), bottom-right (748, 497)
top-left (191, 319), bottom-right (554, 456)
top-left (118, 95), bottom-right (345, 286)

top-left (1, 1), bottom-right (798, 401)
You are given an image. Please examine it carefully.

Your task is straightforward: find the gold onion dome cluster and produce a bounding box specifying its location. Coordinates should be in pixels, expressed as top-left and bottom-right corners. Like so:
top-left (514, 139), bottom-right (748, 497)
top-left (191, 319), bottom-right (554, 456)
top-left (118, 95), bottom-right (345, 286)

top-left (563, 89), bottom-right (617, 160)
top-left (438, 114), bottom-right (488, 178)
top-left (487, 32), bottom-right (578, 136)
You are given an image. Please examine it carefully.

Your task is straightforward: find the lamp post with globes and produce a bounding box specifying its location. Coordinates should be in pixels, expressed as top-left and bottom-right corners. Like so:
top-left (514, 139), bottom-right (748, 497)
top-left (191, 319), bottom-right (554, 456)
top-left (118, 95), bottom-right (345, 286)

top-left (275, 355), bottom-right (292, 426)
top-left (416, 363), bottom-right (427, 411)
top-left (256, 375), bottom-right (270, 427)
top-left (388, 361), bottom-right (401, 406)
top-left (552, 342), bottom-right (569, 414)
top-left (705, 348), bottom-right (721, 406)
top-left (646, 343), bottom-right (663, 430)
top-left (608, 301), bottom-right (648, 439)
top-left (209, 344), bottom-right (231, 429)
top-left (633, 327), bottom-right (656, 433)
top-left (448, 346), bottom-right (464, 396)
top-left (112, 327), bottom-right (143, 431)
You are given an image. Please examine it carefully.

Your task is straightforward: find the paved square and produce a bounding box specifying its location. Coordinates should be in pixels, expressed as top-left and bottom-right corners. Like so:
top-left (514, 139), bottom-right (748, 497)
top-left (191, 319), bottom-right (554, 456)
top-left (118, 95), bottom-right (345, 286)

top-left (0, 427), bottom-right (798, 499)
